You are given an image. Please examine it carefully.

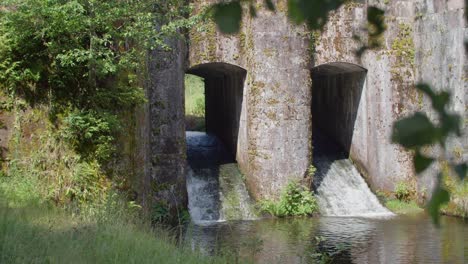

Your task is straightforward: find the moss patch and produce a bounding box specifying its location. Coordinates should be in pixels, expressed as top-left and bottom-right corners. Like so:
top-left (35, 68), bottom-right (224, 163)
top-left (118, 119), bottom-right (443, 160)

top-left (218, 163), bottom-right (257, 220)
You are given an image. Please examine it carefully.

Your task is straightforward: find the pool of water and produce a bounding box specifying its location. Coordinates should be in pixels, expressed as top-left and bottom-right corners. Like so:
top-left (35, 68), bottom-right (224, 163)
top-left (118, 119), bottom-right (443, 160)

top-left (185, 214), bottom-right (467, 263)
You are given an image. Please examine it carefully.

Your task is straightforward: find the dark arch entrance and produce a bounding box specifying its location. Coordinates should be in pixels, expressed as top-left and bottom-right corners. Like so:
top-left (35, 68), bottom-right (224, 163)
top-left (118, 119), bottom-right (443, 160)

top-left (311, 62), bottom-right (367, 158)
top-left (186, 62), bottom-right (247, 158)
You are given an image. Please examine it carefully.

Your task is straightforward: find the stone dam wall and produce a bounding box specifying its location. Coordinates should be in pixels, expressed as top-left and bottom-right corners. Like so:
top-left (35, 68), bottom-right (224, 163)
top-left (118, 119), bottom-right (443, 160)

top-left (0, 1), bottom-right (465, 213)
top-left (144, 0), bottom-right (466, 206)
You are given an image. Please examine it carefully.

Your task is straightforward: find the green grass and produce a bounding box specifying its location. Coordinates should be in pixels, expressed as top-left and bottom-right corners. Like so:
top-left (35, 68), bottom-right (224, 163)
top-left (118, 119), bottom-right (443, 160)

top-left (185, 74), bottom-right (205, 116)
top-left (185, 74), bottom-right (205, 131)
top-left (0, 198), bottom-right (231, 264)
top-left (385, 199), bottom-right (423, 215)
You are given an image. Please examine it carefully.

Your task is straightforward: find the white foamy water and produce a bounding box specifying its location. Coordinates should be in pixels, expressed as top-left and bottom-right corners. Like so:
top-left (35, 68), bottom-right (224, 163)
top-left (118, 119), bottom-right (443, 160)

top-left (186, 167), bottom-right (221, 222)
top-left (186, 132), bottom-right (256, 224)
top-left (314, 156), bottom-right (394, 217)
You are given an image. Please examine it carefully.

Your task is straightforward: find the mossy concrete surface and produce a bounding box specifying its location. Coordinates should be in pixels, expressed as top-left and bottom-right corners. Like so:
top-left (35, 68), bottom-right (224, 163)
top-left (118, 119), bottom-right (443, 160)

top-left (218, 163), bottom-right (257, 220)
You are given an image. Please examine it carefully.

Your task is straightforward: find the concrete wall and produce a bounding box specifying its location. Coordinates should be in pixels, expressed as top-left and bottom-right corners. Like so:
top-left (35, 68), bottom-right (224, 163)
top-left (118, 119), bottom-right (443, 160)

top-left (313, 0), bottom-right (467, 193)
top-left (183, 0), bottom-right (466, 199)
top-left (149, 0), bottom-right (466, 203)
top-left (189, 0), bottom-right (312, 200)
top-left (145, 36), bottom-right (188, 216)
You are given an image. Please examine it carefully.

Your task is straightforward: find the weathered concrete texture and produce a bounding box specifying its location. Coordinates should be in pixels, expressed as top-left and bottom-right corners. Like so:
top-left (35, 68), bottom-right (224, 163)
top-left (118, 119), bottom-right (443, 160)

top-left (413, 0), bottom-right (467, 193)
top-left (175, 0), bottom-right (467, 202)
top-left (313, 0), bottom-right (467, 193)
top-left (189, 0), bottom-right (312, 200)
top-left (146, 36), bottom-right (188, 216)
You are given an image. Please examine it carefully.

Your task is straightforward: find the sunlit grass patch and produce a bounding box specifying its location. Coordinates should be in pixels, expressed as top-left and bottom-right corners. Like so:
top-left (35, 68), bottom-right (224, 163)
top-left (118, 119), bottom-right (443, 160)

top-left (385, 199), bottom-right (423, 215)
top-left (185, 74), bottom-right (205, 131)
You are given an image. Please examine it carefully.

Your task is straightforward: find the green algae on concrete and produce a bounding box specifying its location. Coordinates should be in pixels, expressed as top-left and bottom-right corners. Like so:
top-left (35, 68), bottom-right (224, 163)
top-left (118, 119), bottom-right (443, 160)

top-left (218, 163), bottom-right (258, 220)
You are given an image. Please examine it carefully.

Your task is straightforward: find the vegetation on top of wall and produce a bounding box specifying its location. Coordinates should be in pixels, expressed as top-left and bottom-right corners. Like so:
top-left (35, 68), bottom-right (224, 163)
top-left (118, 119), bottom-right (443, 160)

top-left (259, 181), bottom-right (319, 217)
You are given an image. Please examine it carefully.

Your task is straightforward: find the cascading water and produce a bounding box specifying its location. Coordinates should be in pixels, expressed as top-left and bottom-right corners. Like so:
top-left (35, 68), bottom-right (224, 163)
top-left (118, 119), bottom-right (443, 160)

top-left (313, 131), bottom-right (394, 217)
top-left (186, 131), bottom-right (256, 223)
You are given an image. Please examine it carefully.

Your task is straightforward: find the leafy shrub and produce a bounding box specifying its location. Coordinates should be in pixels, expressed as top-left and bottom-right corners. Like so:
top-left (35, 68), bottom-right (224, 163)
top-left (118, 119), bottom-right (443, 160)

top-left (62, 110), bottom-right (120, 162)
top-left (260, 181), bottom-right (319, 217)
top-left (394, 181), bottom-right (415, 202)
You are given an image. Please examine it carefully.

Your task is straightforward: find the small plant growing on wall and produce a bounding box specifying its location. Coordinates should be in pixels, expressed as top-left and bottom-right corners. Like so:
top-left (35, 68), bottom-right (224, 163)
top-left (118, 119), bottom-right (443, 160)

top-left (394, 181), bottom-right (416, 202)
top-left (307, 165), bottom-right (317, 182)
top-left (259, 181), bottom-right (319, 217)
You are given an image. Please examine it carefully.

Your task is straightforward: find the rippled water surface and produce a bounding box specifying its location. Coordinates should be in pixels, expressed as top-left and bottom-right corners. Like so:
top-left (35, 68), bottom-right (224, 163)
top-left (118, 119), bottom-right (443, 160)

top-left (185, 215), bottom-right (467, 264)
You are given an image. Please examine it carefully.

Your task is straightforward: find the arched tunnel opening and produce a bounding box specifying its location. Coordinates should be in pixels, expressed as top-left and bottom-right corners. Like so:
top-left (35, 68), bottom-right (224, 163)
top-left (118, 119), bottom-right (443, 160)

top-left (311, 62), bottom-right (367, 189)
top-left (185, 62), bottom-right (251, 222)
top-left (185, 62), bottom-right (247, 159)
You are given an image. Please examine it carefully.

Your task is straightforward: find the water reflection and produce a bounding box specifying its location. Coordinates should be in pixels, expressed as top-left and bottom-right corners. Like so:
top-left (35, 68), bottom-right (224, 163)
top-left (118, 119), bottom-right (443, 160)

top-left (184, 214), bottom-right (467, 263)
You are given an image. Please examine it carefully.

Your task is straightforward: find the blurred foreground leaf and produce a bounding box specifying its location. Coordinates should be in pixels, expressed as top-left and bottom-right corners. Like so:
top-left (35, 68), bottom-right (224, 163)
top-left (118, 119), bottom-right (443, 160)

top-left (427, 185), bottom-right (450, 226)
top-left (213, 2), bottom-right (242, 34)
top-left (391, 112), bottom-right (439, 149)
top-left (414, 151), bottom-right (434, 174)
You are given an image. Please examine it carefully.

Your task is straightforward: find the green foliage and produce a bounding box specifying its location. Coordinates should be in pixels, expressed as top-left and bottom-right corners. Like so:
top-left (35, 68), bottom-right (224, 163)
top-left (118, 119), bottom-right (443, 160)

top-left (0, 0), bottom-right (192, 166)
top-left (0, 197), bottom-right (228, 264)
top-left (151, 201), bottom-right (170, 224)
top-left (62, 110), bottom-right (120, 162)
top-left (0, 106), bottom-right (113, 211)
top-left (193, 98), bottom-right (206, 117)
top-left (185, 74), bottom-right (205, 131)
top-left (260, 181), bottom-right (319, 217)
top-left (185, 74), bottom-right (205, 115)
top-left (385, 199), bottom-right (423, 215)
top-left (394, 181), bottom-right (415, 202)
top-left (0, 0), bottom-right (154, 108)
top-left (307, 165), bottom-right (317, 178)
top-left (392, 84), bottom-right (467, 225)
top-left (442, 175), bottom-right (468, 218)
